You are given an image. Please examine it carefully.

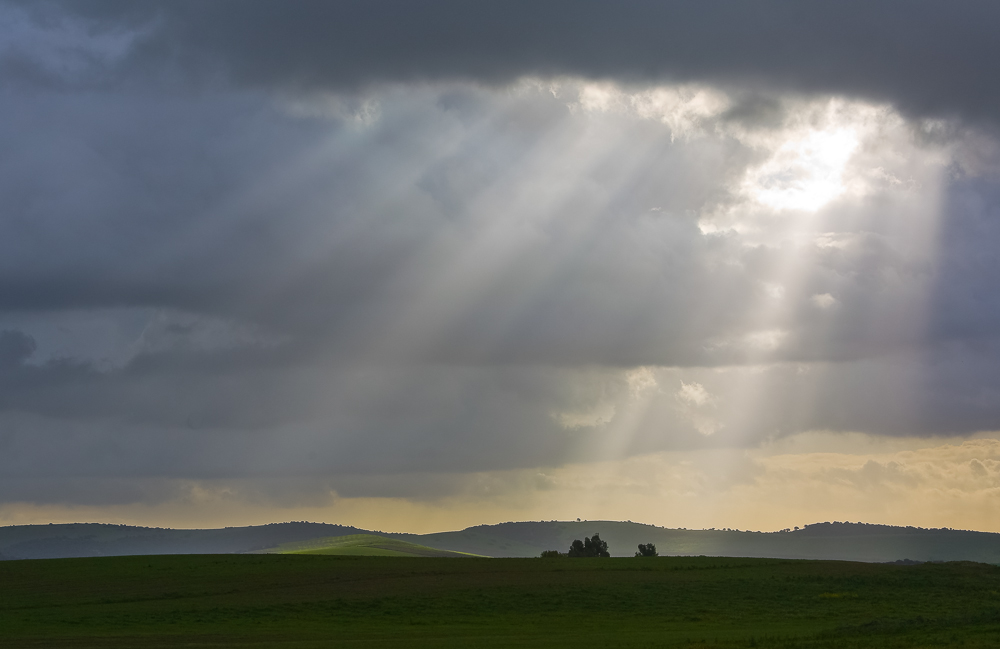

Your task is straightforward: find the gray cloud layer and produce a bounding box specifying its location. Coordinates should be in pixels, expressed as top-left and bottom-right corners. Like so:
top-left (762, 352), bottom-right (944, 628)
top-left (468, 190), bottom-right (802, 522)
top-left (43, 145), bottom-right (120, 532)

top-left (3, 1), bottom-right (1000, 508)
top-left (8, 0), bottom-right (1000, 124)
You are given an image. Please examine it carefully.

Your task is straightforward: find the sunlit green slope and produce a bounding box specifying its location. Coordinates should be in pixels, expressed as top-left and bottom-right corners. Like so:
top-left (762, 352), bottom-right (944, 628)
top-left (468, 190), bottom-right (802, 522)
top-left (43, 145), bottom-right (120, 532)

top-left (261, 533), bottom-right (483, 557)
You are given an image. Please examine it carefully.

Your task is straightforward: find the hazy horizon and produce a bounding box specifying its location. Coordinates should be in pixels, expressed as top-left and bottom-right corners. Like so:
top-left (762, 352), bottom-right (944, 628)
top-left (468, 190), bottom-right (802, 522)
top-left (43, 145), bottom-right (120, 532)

top-left (2, 1), bottom-right (1000, 535)
top-left (3, 516), bottom-right (993, 539)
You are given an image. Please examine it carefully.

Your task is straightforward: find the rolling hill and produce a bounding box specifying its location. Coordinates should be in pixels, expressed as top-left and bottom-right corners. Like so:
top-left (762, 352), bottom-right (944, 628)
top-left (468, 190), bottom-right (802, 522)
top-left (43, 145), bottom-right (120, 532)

top-left (2, 520), bottom-right (999, 563)
top-left (390, 520), bottom-right (1000, 563)
top-left (260, 533), bottom-right (483, 557)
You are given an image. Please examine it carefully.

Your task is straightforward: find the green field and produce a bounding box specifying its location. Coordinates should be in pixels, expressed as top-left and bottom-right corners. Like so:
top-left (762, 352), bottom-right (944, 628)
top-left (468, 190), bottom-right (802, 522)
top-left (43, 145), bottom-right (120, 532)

top-left (2, 555), bottom-right (999, 648)
top-left (260, 533), bottom-right (484, 557)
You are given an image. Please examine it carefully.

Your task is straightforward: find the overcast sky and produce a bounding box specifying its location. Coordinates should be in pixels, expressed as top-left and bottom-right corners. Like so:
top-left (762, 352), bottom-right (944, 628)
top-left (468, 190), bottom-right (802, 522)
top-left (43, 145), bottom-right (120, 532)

top-left (2, 0), bottom-right (1000, 532)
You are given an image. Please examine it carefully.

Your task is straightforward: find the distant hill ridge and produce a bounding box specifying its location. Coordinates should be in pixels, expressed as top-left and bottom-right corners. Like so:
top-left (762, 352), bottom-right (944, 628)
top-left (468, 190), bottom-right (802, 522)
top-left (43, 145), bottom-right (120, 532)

top-left (389, 520), bottom-right (1000, 563)
top-left (1, 520), bottom-right (998, 563)
top-left (0, 522), bottom-right (366, 559)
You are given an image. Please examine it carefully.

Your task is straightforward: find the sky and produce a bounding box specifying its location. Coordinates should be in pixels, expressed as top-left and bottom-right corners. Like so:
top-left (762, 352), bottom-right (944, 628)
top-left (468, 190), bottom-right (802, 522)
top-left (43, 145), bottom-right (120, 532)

top-left (2, 0), bottom-right (1000, 533)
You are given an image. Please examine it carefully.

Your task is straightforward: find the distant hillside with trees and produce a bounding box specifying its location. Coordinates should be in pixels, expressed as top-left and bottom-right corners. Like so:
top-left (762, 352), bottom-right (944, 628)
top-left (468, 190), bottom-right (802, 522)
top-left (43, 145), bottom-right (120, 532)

top-left (2, 520), bottom-right (999, 563)
top-left (388, 521), bottom-right (1000, 563)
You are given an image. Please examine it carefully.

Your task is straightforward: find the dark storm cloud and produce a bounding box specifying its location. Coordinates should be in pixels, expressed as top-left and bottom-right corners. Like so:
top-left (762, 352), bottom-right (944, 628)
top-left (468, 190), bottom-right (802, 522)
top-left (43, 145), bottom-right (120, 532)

top-left (0, 330), bottom-right (35, 367)
top-left (929, 176), bottom-right (1000, 344)
top-left (0, 80), bottom-right (741, 365)
top-left (9, 0), bottom-right (1000, 124)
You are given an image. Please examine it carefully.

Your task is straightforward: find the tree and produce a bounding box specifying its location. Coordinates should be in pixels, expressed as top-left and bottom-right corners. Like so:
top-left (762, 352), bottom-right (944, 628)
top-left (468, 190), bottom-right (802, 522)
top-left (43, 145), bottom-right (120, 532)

top-left (567, 533), bottom-right (610, 557)
top-left (539, 550), bottom-right (561, 558)
top-left (635, 543), bottom-right (658, 557)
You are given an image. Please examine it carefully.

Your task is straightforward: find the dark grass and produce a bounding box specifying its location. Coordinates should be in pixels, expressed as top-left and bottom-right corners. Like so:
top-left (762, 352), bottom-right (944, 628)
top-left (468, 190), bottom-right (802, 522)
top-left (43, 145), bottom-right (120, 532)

top-left (2, 554), bottom-right (999, 647)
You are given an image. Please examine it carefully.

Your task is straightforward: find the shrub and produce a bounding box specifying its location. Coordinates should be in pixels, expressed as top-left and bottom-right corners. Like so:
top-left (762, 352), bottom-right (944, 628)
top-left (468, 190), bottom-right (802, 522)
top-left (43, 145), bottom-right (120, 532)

top-left (635, 543), bottom-right (658, 557)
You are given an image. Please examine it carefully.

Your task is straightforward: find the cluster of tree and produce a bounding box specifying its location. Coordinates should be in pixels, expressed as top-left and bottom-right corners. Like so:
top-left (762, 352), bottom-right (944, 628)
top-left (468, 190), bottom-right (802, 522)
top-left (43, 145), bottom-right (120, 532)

top-left (568, 533), bottom-right (610, 557)
top-left (539, 536), bottom-right (659, 558)
top-left (635, 543), bottom-right (658, 557)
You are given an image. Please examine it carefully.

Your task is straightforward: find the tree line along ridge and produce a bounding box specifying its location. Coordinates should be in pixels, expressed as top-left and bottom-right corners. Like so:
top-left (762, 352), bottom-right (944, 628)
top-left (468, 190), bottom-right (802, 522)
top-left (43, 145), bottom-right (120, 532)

top-left (539, 534), bottom-right (658, 558)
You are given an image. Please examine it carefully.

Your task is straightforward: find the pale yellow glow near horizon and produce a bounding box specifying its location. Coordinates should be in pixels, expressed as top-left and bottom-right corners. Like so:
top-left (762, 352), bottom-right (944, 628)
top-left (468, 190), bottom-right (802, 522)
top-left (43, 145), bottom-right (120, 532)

top-left (3, 433), bottom-right (998, 535)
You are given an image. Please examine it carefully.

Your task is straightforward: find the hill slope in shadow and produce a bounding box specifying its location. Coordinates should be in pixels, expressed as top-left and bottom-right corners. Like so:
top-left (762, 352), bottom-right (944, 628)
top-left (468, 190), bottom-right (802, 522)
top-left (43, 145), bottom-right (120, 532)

top-left (0, 522), bottom-right (366, 559)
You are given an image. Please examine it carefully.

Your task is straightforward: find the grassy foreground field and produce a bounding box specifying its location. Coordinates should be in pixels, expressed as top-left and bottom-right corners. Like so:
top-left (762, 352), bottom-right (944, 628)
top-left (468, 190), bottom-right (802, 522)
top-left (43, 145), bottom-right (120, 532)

top-left (2, 555), bottom-right (999, 648)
